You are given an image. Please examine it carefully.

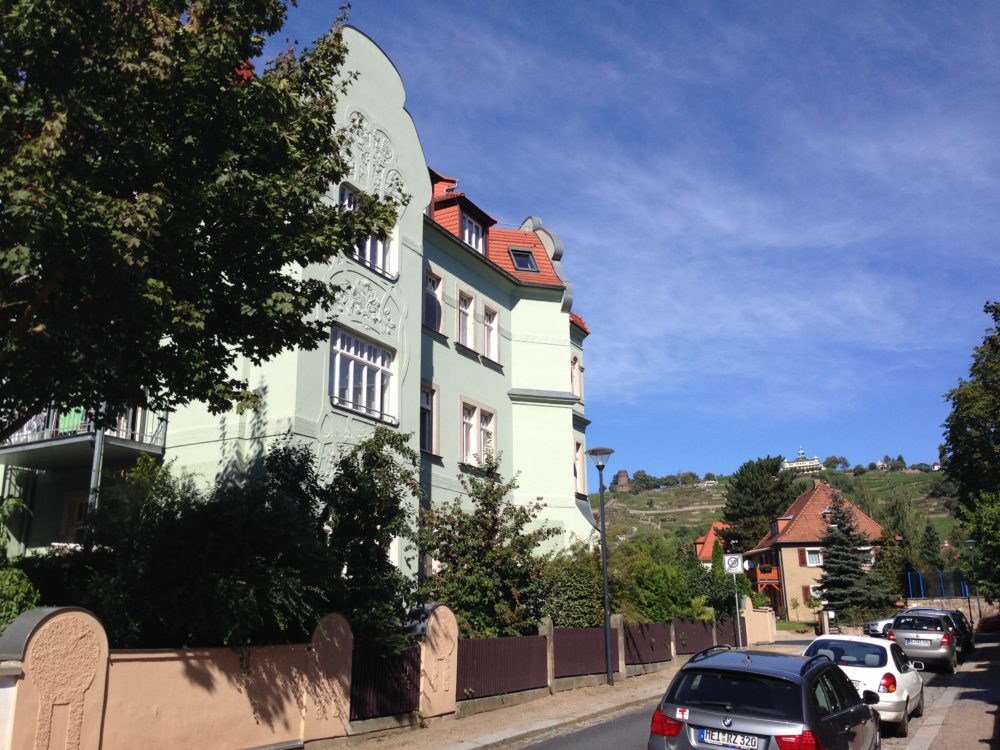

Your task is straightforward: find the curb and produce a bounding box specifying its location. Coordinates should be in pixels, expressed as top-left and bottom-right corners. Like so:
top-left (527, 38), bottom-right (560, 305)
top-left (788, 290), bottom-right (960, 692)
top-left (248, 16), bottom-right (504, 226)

top-left (455, 687), bottom-right (664, 750)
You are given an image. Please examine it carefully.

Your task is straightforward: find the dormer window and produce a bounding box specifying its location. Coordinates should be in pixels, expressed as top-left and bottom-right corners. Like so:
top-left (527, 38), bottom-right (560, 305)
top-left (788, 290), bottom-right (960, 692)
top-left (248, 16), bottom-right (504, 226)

top-left (461, 214), bottom-right (483, 252)
top-left (509, 248), bottom-right (539, 272)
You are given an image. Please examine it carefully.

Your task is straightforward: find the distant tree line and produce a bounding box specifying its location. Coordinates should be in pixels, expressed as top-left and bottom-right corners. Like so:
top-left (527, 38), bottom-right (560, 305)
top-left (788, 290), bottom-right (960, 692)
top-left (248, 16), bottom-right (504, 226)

top-left (624, 469), bottom-right (717, 494)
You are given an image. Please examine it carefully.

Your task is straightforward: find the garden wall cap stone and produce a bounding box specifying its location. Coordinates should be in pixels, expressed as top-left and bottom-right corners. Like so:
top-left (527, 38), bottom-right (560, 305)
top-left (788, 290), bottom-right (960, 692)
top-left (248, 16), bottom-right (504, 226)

top-left (0, 607), bottom-right (98, 661)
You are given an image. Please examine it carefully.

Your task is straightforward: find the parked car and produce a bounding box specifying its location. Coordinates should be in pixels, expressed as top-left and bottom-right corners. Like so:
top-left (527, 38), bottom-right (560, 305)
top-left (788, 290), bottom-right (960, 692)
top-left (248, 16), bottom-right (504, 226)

top-left (977, 613), bottom-right (1000, 633)
top-left (803, 634), bottom-right (924, 737)
top-left (648, 645), bottom-right (880, 750)
top-left (887, 612), bottom-right (958, 673)
top-left (901, 608), bottom-right (974, 659)
top-left (863, 615), bottom-right (896, 637)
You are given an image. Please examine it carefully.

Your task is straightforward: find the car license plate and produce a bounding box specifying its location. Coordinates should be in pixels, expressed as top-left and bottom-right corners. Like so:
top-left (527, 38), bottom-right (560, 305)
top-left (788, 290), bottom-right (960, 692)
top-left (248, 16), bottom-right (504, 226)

top-left (699, 728), bottom-right (759, 749)
top-left (906, 638), bottom-right (930, 646)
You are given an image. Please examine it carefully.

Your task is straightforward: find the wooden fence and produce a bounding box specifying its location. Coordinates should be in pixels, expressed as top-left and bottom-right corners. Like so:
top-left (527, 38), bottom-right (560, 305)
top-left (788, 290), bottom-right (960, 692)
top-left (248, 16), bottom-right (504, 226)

top-left (350, 644), bottom-right (421, 721)
top-left (672, 619), bottom-right (715, 654)
top-left (456, 636), bottom-right (548, 700)
top-left (553, 627), bottom-right (620, 678)
top-left (623, 622), bottom-right (672, 664)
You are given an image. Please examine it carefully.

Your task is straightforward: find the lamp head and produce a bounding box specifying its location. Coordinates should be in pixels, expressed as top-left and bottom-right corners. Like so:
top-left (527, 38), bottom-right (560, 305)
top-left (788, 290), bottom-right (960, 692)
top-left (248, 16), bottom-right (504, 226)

top-left (964, 538), bottom-right (977, 549)
top-left (586, 447), bottom-right (614, 469)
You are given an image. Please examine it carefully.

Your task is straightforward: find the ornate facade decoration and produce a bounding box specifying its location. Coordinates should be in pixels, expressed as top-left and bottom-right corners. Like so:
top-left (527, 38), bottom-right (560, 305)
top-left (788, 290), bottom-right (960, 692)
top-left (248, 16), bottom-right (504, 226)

top-left (332, 273), bottom-right (397, 337)
top-left (347, 110), bottom-right (406, 204)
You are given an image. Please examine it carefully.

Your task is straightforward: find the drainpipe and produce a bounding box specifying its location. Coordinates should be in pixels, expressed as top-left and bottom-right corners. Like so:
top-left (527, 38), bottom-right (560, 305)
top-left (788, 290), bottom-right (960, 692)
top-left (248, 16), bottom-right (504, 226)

top-left (85, 405), bottom-right (106, 550)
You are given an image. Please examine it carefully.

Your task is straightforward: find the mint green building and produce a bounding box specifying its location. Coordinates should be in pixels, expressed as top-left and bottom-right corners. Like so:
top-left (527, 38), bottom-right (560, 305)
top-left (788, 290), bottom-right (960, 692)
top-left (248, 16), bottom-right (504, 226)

top-left (0, 28), bottom-right (595, 564)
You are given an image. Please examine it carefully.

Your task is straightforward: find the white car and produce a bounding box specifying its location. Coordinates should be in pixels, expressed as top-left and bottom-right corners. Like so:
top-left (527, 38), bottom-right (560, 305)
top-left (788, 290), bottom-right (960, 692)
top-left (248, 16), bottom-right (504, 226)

top-left (803, 634), bottom-right (925, 737)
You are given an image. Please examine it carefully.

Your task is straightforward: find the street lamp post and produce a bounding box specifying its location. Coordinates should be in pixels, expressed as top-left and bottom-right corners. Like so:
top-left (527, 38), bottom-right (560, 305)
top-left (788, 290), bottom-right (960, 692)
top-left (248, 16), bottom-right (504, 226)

top-left (586, 447), bottom-right (614, 686)
top-left (964, 539), bottom-right (982, 621)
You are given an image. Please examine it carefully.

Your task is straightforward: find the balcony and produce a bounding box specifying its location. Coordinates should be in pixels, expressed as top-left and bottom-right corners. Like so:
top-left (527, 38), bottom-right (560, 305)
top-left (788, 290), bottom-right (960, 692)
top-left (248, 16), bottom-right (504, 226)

top-left (752, 564), bottom-right (782, 591)
top-left (0, 407), bottom-right (167, 471)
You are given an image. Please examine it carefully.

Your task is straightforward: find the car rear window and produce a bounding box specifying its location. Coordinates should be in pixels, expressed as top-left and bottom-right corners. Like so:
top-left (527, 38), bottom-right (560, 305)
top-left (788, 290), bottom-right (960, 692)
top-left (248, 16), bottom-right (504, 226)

top-left (804, 639), bottom-right (888, 668)
top-left (667, 669), bottom-right (803, 721)
top-left (893, 615), bottom-right (945, 632)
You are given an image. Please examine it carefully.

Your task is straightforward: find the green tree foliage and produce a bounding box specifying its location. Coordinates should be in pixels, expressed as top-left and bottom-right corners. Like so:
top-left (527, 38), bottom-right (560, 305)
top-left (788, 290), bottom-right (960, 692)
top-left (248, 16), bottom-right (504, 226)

top-left (678, 471), bottom-right (700, 485)
top-left (629, 469), bottom-right (658, 493)
top-left (540, 544), bottom-right (603, 627)
top-left (942, 302), bottom-right (1000, 512)
top-left (0, 1), bottom-right (401, 442)
top-left (964, 493), bottom-right (1000, 600)
top-left (19, 429), bottom-right (417, 649)
top-left (413, 454), bottom-right (556, 638)
top-left (817, 496), bottom-right (873, 613)
top-left (721, 456), bottom-right (798, 552)
top-left (865, 534), bottom-right (908, 607)
top-left (609, 532), bottom-right (704, 623)
top-left (919, 522), bottom-right (945, 571)
top-left (0, 495), bottom-right (39, 628)
top-left (823, 456), bottom-right (840, 470)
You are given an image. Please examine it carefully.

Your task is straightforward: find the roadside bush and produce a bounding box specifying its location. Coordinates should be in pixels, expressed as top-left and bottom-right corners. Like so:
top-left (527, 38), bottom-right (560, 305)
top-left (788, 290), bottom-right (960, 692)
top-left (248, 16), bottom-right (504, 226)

top-left (540, 543), bottom-right (603, 627)
top-left (19, 429), bottom-right (417, 650)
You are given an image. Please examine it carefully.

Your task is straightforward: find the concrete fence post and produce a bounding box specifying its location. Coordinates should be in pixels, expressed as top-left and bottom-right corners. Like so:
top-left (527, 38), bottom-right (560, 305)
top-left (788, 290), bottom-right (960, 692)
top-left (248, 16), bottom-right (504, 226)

top-left (611, 614), bottom-right (626, 679)
top-left (538, 617), bottom-right (555, 693)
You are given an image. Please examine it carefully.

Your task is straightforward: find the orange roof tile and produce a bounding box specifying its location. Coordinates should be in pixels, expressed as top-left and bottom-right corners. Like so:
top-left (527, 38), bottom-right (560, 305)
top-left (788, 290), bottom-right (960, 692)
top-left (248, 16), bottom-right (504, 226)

top-left (695, 521), bottom-right (732, 562)
top-left (487, 227), bottom-right (564, 287)
top-left (570, 312), bottom-right (590, 334)
top-left (750, 481), bottom-right (882, 552)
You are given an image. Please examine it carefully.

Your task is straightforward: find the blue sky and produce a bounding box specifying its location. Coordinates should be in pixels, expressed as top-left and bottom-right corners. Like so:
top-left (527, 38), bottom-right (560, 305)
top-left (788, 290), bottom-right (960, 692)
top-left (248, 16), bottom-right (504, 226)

top-left (265, 2), bottom-right (999, 482)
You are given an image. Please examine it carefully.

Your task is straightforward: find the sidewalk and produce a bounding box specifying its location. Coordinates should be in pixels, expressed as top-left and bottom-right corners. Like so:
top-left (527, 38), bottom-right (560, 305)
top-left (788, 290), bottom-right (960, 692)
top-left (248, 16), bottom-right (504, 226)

top-left (344, 636), bottom-right (814, 750)
top-left (912, 634), bottom-right (1000, 750)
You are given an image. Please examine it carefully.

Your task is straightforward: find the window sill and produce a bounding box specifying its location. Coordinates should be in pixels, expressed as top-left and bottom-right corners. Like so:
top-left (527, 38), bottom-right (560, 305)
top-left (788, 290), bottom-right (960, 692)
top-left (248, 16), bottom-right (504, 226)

top-left (350, 254), bottom-right (398, 283)
top-left (458, 461), bottom-right (498, 478)
top-left (330, 400), bottom-right (399, 427)
top-left (454, 341), bottom-right (479, 359)
top-left (423, 325), bottom-right (448, 341)
top-left (420, 449), bottom-right (443, 463)
top-left (480, 355), bottom-right (503, 371)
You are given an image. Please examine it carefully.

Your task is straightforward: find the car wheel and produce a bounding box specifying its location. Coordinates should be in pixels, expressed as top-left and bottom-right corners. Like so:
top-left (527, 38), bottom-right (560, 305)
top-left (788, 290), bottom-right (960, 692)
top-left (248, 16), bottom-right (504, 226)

top-left (896, 704), bottom-right (909, 738)
top-left (873, 718), bottom-right (882, 750)
top-left (913, 688), bottom-right (925, 718)
top-left (946, 656), bottom-right (957, 675)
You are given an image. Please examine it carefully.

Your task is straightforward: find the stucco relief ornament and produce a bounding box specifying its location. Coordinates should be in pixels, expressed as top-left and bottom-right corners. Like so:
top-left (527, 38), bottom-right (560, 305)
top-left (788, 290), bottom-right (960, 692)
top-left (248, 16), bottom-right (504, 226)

top-left (334, 275), bottom-right (397, 336)
top-left (348, 111), bottom-right (396, 197)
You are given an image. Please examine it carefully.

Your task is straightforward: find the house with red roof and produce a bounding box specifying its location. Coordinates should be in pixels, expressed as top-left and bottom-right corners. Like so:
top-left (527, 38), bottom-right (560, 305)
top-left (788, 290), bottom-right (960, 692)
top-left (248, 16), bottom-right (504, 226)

top-left (694, 521), bottom-right (732, 568)
top-left (744, 481), bottom-right (882, 618)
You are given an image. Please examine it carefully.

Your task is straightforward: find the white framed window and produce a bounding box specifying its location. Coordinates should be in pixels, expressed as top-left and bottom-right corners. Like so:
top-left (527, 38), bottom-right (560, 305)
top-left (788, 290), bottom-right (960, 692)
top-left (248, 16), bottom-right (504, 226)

top-left (461, 214), bottom-right (483, 252)
top-left (420, 385), bottom-right (437, 454)
top-left (329, 327), bottom-right (395, 422)
top-left (575, 441), bottom-right (587, 494)
top-left (424, 270), bottom-right (443, 332)
top-left (460, 401), bottom-right (495, 465)
top-left (482, 307), bottom-right (498, 361)
top-left (806, 548), bottom-right (823, 567)
top-left (338, 184), bottom-right (394, 276)
top-left (457, 292), bottom-right (474, 348)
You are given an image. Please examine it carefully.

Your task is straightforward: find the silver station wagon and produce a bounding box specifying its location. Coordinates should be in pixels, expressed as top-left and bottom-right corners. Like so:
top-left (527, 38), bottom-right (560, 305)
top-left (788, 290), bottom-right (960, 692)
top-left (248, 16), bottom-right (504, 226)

top-left (888, 612), bottom-right (958, 673)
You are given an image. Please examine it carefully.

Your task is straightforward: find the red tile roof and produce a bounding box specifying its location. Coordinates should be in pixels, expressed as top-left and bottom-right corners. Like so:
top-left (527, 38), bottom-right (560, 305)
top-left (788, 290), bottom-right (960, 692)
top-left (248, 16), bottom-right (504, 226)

top-left (570, 312), bottom-right (590, 334)
top-left (486, 227), bottom-right (563, 287)
top-left (695, 521), bottom-right (731, 562)
top-left (750, 481), bottom-right (882, 552)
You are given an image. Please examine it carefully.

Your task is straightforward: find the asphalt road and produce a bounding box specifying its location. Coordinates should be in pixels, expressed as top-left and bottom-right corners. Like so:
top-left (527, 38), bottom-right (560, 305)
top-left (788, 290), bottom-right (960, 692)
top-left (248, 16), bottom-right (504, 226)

top-left (517, 635), bottom-right (999, 750)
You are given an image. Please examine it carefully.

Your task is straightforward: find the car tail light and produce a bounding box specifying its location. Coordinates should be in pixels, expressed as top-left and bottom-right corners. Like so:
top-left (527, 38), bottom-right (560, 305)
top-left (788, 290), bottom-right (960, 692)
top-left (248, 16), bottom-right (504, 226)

top-left (650, 708), bottom-right (683, 737)
top-left (941, 632), bottom-right (951, 647)
top-left (886, 629), bottom-right (896, 641)
top-left (879, 672), bottom-right (897, 693)
top-left (775, 731), bottom-right (824, 750)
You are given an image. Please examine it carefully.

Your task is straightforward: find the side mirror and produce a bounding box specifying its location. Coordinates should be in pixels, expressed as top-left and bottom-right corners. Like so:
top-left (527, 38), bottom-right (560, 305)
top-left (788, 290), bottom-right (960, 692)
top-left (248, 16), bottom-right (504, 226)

top-left (911, 661), bottom-right (925, 671)
top-left (862, 690), bottom-right (880, 705)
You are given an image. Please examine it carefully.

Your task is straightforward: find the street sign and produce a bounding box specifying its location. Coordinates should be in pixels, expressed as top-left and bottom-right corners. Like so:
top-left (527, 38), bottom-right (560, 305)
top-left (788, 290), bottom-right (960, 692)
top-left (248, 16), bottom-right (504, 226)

top-left (724, 554), bottom-right (743, 574)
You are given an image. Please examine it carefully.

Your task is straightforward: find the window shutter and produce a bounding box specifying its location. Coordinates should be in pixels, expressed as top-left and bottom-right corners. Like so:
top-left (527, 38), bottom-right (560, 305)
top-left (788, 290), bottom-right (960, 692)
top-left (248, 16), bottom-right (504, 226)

top-left (798, 548), bottom-right (807, 567)
top-left (802, 585), bottom-right (812, 603)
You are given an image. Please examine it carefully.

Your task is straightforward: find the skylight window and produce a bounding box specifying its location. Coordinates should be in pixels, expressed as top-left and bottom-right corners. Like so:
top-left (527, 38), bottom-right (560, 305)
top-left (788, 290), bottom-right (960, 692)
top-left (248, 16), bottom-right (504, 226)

top-left (509, 248), bottom-right (538, 272)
